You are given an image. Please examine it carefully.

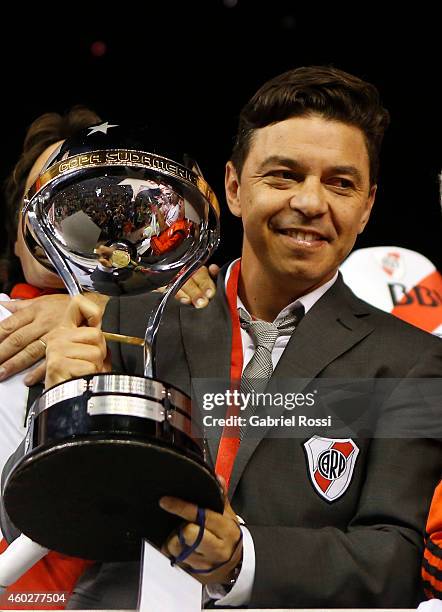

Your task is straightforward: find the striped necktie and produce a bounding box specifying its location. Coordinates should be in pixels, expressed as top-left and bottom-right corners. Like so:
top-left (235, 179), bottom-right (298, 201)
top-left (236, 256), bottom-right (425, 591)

top-left (238, 303), bottom-right (304, 438)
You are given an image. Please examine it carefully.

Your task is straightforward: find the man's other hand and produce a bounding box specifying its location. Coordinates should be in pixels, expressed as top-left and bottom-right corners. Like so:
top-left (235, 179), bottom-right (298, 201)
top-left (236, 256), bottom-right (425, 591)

top-left (45, 295), bottom-right (111, 389)
top-left (160, 476), bottom-right (242, 585)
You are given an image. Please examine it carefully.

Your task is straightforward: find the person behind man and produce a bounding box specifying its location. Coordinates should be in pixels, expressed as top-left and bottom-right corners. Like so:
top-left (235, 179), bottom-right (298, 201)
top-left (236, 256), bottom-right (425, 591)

top-left (1, 106), bottom-right (118, 470)
top-left (3, 66), bottom-right (442, 609)
top-left (0, 108), bottom-right (220, 606)
top-left (419, 171), bottom-right (442, 601)
top-left (0, 106), bottom-right (104, 608)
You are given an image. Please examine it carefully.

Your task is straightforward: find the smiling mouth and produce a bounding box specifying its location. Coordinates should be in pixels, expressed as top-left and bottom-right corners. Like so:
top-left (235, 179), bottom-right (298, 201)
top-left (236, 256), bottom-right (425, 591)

top-left (276, 229), bottom-right (328, 245)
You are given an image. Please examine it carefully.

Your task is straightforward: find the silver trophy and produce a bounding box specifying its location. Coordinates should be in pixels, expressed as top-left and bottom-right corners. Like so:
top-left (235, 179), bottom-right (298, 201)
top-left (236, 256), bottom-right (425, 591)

top-left (3, 124), bottom-right (223, 561)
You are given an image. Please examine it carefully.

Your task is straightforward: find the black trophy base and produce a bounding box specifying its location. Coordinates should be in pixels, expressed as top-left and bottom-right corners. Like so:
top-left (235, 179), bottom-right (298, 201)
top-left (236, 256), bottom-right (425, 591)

top-left (4, 437), bottom-right (223, 561)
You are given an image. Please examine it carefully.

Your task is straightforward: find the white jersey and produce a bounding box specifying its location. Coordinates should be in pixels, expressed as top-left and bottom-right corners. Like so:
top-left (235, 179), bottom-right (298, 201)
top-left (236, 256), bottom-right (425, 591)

top-left (0, 295), bottom-right (30, 536)
top-left (341, 247), bottom-right (442, 337)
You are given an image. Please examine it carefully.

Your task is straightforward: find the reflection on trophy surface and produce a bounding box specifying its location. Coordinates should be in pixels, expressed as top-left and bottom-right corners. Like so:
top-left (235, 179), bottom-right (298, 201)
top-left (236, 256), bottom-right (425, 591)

top-left (2, 123), bottom-right (224, 562)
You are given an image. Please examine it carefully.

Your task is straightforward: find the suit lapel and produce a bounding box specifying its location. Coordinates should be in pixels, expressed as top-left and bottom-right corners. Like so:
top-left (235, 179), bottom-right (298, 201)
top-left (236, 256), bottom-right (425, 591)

top-left (228, 276), bottom-right (375, 497)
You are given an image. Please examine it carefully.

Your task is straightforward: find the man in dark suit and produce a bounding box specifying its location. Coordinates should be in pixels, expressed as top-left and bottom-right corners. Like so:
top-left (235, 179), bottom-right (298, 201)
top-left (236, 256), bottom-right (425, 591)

top-left (90, 269), bottom-right (440, 610)
top-left (3, 65), bottom-right (442, 608)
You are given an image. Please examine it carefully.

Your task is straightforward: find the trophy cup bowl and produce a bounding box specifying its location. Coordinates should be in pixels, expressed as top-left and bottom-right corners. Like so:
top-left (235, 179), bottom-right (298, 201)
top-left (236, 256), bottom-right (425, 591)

top-left (3, 124), bottom-right (224, 561)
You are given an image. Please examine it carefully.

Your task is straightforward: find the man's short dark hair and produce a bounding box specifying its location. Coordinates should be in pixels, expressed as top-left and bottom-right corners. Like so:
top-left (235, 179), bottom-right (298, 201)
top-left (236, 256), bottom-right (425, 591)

top-left (231, 66), bottom-right (390, 187)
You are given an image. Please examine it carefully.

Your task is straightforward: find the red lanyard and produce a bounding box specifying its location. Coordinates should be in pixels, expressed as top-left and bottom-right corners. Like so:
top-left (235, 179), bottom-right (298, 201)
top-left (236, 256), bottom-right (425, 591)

top-left (215, 259), bottom-right (243, 488)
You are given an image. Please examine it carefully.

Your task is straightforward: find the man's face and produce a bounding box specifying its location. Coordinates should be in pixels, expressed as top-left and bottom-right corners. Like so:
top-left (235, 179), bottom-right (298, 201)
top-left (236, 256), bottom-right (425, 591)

top-left (225, 114), bottom-right (376, 292)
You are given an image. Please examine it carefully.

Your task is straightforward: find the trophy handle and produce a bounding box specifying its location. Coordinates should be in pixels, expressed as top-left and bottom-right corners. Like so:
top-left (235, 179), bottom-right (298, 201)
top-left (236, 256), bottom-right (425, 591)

top-left (144, 212), bottom-right (220, 378)
top-left (26, 210), bottom-right (83, 297)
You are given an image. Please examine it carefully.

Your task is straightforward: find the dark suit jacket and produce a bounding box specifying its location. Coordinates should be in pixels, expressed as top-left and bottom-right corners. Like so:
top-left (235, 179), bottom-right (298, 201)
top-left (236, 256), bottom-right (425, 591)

top-left (2, 273), bottom-right (442, 609)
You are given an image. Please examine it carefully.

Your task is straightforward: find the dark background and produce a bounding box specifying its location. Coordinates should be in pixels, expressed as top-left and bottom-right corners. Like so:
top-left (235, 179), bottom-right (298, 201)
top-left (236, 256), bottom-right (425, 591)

top-left (1, 1), bottom-right (440, 269)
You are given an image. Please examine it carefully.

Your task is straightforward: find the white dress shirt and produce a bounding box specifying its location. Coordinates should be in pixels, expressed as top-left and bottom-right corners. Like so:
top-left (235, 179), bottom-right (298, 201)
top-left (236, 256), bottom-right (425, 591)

top-left (207, 260), bottom-right (338, 607)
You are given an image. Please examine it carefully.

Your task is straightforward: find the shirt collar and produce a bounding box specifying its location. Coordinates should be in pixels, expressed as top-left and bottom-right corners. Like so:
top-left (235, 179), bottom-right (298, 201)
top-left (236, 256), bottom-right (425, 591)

top-left (225, 258), bottom-right (338, 323)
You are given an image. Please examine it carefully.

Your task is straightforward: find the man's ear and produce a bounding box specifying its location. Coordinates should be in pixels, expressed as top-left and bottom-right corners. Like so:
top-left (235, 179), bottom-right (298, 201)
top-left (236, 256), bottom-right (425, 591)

top-left (358, 184), bottom-right (377, 234)
top-left (225, 161), bottom-right (242, 218)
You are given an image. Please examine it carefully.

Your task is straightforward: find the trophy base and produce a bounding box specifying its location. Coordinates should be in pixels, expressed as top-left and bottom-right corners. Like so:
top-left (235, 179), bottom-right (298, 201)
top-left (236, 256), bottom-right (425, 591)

top-left (3, 375), bottom-right (223, 561)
